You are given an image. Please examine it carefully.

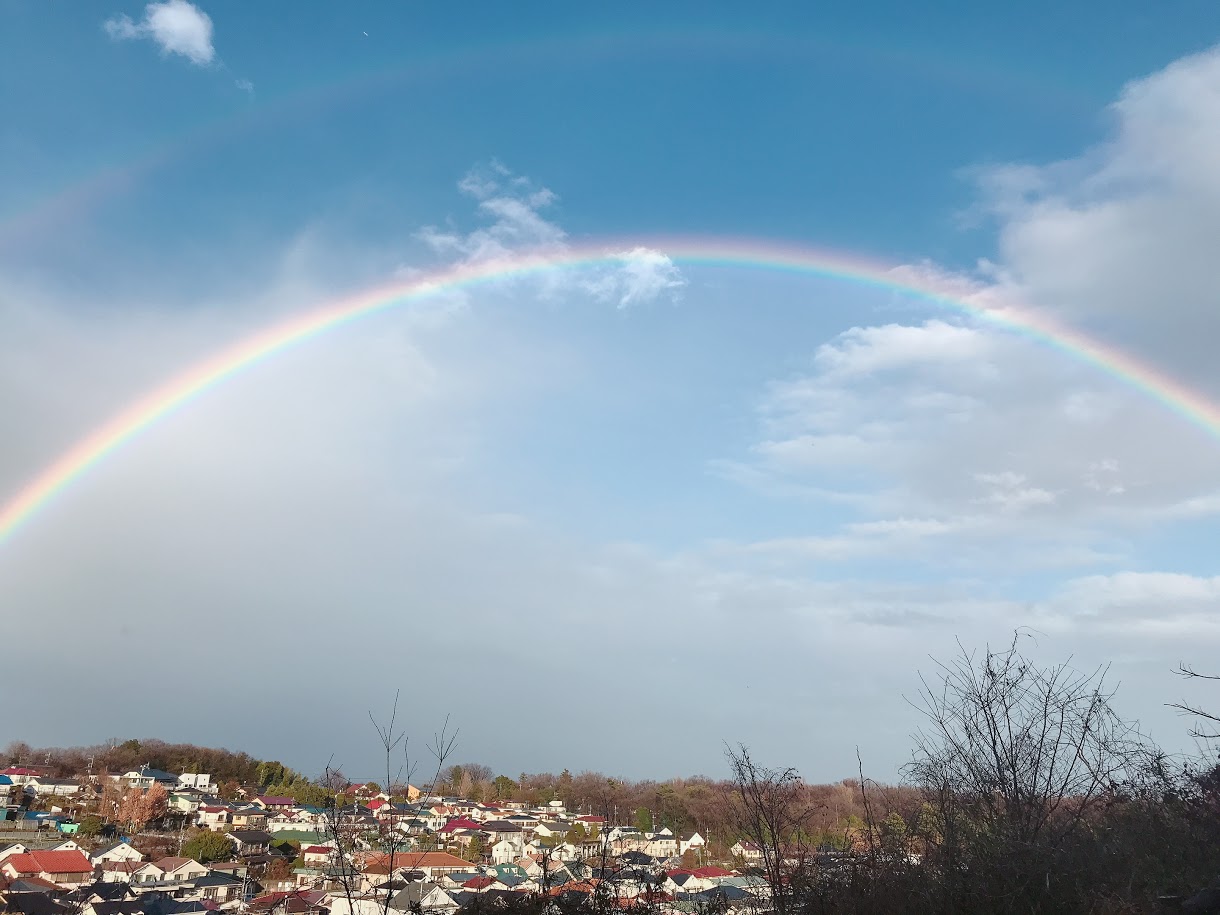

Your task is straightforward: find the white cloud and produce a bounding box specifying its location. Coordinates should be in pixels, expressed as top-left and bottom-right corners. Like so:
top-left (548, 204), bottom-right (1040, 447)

top-left (721, 45), bottom-right (1220, 560)
top-left (970, 45), bottom-right (1220, 381)
top-left (604, 247), bottom-right (686, 307)
top-left (812, 320), bottom-right (994, 380)
top-left (105, 0), bottom-right (215, 66)
top-left (416, 164), bottom-right (685, 308)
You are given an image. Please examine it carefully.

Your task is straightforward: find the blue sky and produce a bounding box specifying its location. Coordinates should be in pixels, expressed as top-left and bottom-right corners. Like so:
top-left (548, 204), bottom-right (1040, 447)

top-left (4, 1), bottom-right (1220, 782)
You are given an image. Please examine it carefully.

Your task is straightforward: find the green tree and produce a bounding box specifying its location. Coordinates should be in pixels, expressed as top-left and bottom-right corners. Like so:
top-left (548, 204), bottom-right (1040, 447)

top-left (77, 815), bottom-right (103, 837)
top-left (880, 812), bottom-right (908, 858)
top-left (181, 830), bottom-right (235, 864)
top-left (558, 769), bottom-right (574, 805)
top-left (565, 824), bottom-right (586, 844)
top-left (634, 807), bottom-right (653, 833)
top-left (493, 776), bottom-right (517, 800)
top-left (466, 835), bottom-right (486, 863)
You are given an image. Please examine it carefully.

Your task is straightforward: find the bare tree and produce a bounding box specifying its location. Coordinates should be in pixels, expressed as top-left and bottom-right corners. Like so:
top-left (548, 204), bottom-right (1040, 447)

top-left (1168, 662), bottom-right (1220, 739)
top-left (316, 696), bottom-right (457, 915)
top-left (905, 633), bottom-right (1153, 911)
top-left (725, 743), bottom-right (815, 915)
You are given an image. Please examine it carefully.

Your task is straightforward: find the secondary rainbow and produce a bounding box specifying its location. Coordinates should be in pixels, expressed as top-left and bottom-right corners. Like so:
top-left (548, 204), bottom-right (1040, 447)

top-left (2, 238), bottom-right (1217, 548)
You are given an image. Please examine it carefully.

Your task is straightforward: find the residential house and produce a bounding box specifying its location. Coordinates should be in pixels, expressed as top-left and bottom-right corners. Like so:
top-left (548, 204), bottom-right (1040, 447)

top-left (73, 881), bottom-right (135, 907)
top-left (0, 776), bottom-right (19, 809)
top-left (113, 768), bottom-right (179, 790)
top-left (191, 870), bottom-right (243, 904)
top-left (227, 829), bottom-right (273, 857)
top-left (127, 862), bottom-right (167, 885)
top-left (363, 851), bottom-right (470, 880)
top-left (206, 861), bottom-right (250, 880)
top-left (195, 806), bottom-right (231, 831)
top-left (0, 844), bottom-right (30, 863)
top-left (300, 846), bottom-right (335, 866)
top-left (680, 832), bottom-right (706, 855)
top-left (490, 839), bottom-right (519, 866)
top-left (0, 850), bottom-right (95, 888)
top-left (645, 833), bottom-right (679, 859)
top-left (0, 767), bottom-right (53, 787)
top-left (247, 890), bottom-right (328, 915)
top-left (152, 858), bottom-right (208, 883)
top-left (730, 841), bottom-right (762, 864)
top-left (48, 841), bottom-right (85, 853)
top-left (529, 822), bottom-right (569, 840)
top-left (266, 812), bottom-right (302, 833)
top-left (99, 861), bottom-right (145, 884)
top-left (167, 794), bottom-right (201, 816)
top-left (175, 774), bottom-right (215, 793)
top-left (437, 817), bottom-right (481, 835)
top-left (390, 882), bottom-right (456, 912)
top-left (252, 796), bottom-right (295, 811)
top-left (546, 841), bottom-right (578, 860)
top-left (228, 808), bottom-right (268, 830)
top-left (24, 779), bottom-right (80, 798)
top-left (442, 799), bottom-right (480, 818)
top-left (91, 842), bottom-right (144, 867)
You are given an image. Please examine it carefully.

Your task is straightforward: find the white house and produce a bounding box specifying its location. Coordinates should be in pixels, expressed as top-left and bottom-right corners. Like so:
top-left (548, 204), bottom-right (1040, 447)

top-left (92, 841), bottom-right (145, 865)
top-left (128, 862), bottom-right (167, 885)
top-left (0, 844), bottom-right (29, 864)
top-left (25, 777), bottom-right (81, 797)
top-left (491, 839), bottom-right (519, 865)
top-left (680, 832), bottom-right (706, 855)
top-left (100, 861), bottom-right (145, 883)
top-left (177, 773), bottom-right (216, 793)
top-left (196, 805), bottom-right (232, 831)
top-left (114, 767), bottom-right (178, 790)
top-left (530, 822), bottom-right (569, 839)
top-left (645, 834), bottom-right (678, 859)
top-left (154, 857), bottom-right (208, 882)
top-left (731, 840), bottom-right (763, 863)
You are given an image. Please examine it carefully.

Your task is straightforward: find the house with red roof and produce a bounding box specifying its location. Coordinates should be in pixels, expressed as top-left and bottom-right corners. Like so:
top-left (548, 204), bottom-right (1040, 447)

top-left (301, 846), bottom-right (335, 866)
top-left (196, 805), bottom-right (233, 831)
top-left (248, 889), bottom-right (328, 915)
top-left (437, 817), bottom-right (481, 833)
top-left (361, 851), bottom-right (470, 880)
top-left (0, 767), bottom-right (52, 787)
top-left (0, 850), bottom-right (94, 887)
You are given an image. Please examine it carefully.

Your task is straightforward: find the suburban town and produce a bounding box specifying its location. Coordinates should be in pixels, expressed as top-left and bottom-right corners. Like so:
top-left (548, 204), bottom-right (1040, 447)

top-left (0, 756), bottom-right (776, 915)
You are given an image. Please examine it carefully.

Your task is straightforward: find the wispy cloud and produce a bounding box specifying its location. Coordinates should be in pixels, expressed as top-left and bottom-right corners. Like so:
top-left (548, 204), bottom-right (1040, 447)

top-left (417, 163), bottom-right (685, 308)
top-left (105, 0), bottom-right (215, 66)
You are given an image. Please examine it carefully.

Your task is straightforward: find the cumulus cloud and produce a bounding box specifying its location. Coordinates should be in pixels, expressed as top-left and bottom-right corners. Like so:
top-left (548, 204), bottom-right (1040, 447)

top-left (968, 45), bottom-right (1220, 381)
top-left (417, 164), bottom-right (685, 307)
top-left (105, 0), bottom-right (215, 66)
top-left (716, 47), bottom-right (1220, 571)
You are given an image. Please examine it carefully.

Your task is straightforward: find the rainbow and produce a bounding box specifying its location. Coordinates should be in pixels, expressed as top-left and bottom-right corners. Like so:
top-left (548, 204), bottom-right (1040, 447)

top-left (0, 26), bottom-right (1090, 250)
top-left (1, 238), bottom-right (1217, 548)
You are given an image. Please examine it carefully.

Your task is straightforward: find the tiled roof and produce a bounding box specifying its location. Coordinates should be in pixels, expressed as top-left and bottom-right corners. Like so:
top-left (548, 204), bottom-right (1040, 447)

top-left (363, 851), bottom-right (469, 870)
top-left (3, 850), bottom-right (93, 875)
